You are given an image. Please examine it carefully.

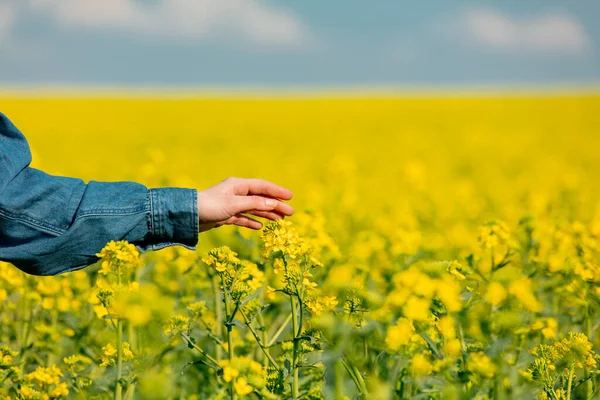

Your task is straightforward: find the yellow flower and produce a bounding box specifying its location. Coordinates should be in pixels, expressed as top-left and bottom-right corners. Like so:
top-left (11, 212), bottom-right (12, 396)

top-left (122, 342), bottom-right (135, 360)
top-left (486, 282), bottom-right (507, 306)
top-left (223, 366), bottom-right (240, 383)
top-left (541, 318), bottom-right (558, 339)
top-left (0, 346), bottom-right (18, 367)
top-left (386, 318), bottom-right (415, 351)
top-left (234, 377), bottom-right (254, 396)
top-left (444, 338), bottom-right (462, 357)
top-left (50, 382), bottom-right (69, 398)
top-left (306, 295), bottom-right (338, 316)
top-left (24, 365), bottom-right (63, 385)
top-left (435, 277), bottom-right (462, 312)
top-left (404, 296), bottom-right (430, 321)
top-left (508, 277), bottom-right (542, 312)
top-left (468, 352), bottom-right (496, 378)
top-left (100, 343), bottom-right (117, 367)
top-left (100, 342), bottom-right (134, 367)
top-left (266, 286), bottom-right (277, 301)
top-left (164, 314), bottom-right (190, 335)
top-left (478, 220), bottom-right (510, 249)
top-left (96, 240), bottom-right (144, 276)
top-left (19, 386), bottom-right (40, 399)
top-left (411, 354), bottom-right (433, 376)
top-left (437, 316), bottom-right (456, 339)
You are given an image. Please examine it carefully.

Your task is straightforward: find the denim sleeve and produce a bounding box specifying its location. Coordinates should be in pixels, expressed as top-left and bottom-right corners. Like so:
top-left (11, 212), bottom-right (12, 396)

top-left (0, 112), bottom-right (199, 276)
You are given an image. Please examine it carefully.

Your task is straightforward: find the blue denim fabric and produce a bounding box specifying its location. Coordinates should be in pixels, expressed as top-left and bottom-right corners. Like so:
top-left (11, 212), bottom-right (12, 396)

top-left (0, 112), bottom-right (198, 276)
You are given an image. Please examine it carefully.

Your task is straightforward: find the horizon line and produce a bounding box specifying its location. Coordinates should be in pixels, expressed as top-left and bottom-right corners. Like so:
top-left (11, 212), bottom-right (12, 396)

top-left (1, 83), bottom-right (600, 98)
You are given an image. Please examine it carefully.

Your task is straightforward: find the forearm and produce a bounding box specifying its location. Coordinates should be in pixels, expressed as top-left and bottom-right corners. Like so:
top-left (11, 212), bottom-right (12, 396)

top-left (1, 112), bottom-right (199, 275)
top-left (0, 168), bottom-right (198, 276)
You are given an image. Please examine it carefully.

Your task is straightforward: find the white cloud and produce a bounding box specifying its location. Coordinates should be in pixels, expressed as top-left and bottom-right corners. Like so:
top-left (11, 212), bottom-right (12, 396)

top-left (0, 3), bottom-right (15, 45)
top-left (27, 0), bottom-right (309, 47)
top-left (457, 8), bottom-right (590, 54)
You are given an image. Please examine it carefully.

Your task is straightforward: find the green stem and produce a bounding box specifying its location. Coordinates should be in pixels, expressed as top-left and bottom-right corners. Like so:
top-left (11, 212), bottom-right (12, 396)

top-left (124, 383), bottom-right (136, 400)
top-left (19, 288), bottom-right (27, 356)
top-left (19, 289), bottom-right (31, 365)
top-left (566, 365), bottom-right (575, 400)
top-left (47, 308), bottom-right (59, 365)
top-left (212, 274), bottom-right (223, 362)
top-left (296, 293), bottom-right (304, 339)
top-left (257, 313), bottom-right (269, 367)
top-left (222, 278), bottom-right (237, 400)
top-left (128, 324), bottom-right (136, 353)
top-left (180, 333), bottom-right (221, 367)
top-left (341, 359), bottom-right (367, 396)
top-left (353, 365), bottom-right (368, 396)
top-left (291, 295), bottom-right (299, 398)
top-left (334, 359), bottom-right (345, 400)
top-left (239, 308), bottom-right (280, 370)
top-left (115, 264), bottom-right (123, 400)
top-left (585, 307), bottom-right (593, 399)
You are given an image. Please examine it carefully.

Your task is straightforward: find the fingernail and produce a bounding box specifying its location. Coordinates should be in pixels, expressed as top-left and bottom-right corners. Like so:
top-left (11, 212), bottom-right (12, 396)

top-left (265, 199), bottom-right (277, 208)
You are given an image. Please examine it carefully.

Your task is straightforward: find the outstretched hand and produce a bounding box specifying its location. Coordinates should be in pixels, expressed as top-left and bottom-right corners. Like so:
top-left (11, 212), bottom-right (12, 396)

top-left (197, 177), bottom-right (294, 232)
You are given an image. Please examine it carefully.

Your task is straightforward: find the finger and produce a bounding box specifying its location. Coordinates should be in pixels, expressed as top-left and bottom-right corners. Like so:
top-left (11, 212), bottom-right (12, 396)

top-left (233, 178), bottom-right (293, 200)
top-left (230, 195), bottom-right (281, 214)
top-left (226, 214), bottom-right (263, 230)
top-left (272, 200), bottom-right (294, 216)
top-left (248, 210), bottom-right (286, 221)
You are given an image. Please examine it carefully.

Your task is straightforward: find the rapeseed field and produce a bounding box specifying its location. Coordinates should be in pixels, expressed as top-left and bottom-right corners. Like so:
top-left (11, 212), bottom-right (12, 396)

top-left (1, 94), bottom-right (599, 399)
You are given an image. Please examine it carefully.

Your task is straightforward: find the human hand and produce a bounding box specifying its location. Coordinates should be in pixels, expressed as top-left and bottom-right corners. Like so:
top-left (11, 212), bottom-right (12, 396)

top-left (197, 177), bottom-right (294, 233)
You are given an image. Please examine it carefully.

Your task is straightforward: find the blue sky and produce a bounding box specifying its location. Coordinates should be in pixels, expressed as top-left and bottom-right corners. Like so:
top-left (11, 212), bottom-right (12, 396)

top-left (0, 0), bottom-right (598, 87)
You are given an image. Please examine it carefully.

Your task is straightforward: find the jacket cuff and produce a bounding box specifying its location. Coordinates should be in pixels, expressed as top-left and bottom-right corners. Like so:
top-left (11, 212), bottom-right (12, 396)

top-left (148, 187), bottom-right (199, 251)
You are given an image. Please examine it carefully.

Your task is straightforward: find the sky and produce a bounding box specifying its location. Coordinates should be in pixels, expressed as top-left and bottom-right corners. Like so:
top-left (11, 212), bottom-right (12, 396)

top-left (0, 0), bottom-right (598, 87)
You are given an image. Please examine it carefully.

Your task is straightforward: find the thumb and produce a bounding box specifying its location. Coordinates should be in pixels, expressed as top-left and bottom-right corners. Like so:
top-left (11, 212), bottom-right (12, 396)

top-left (230, 196), bottom-right (278, 215)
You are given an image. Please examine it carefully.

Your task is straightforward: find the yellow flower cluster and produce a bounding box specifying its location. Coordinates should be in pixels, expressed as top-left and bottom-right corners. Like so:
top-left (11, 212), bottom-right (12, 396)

top-left (219, 357), bottom-right (266, 397)
top-left (202, 246), bottom-right (265, 302)
top-left (0, 345), bottom-right (17, 367)
top-left (524, 332), bottom-right (600, 396)
top-left (164, 314), bottom-right (190, 336)
top-left (478, 220), bottom-right (511, 250)
top-left (14, 365), bottom-right (70, 399)
top-left (99, 342), bottom-right (134, 367)
top-left (96, 240), bottom-right (144, 277)
top-left (385, 318), bottom-right (416, 352)
top-left (468, 351), bottom-right (496, 378)
top-left (261, 220), bottom-right (310, 260)
top-left (305, 295), bottom-right (338, 316)
top-left (1, 94), bottom-right (600, 399)
top-left (387, 265), bottom-right (462, 321)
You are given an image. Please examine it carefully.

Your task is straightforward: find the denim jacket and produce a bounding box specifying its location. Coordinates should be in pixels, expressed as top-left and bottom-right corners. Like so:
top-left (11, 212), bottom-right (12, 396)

top-left (0, 112), bottom-right (199, 276)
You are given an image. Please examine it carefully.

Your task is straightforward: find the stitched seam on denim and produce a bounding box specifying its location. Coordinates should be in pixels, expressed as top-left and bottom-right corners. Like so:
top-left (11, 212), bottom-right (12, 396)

top-left (149, 189), bottom-right (158, 238)
top-left (0, 208), bottom-right (65, 236)
top-left (146, 190), bottom-right (153, 239)
top-left (191, 189), bottom-right (198, 244)
top-left (74, 210), bottom-right (149, 219)
top-left (156, 189), bottom-right (164, 238)
top-left (76, 206), bottom-right (148, 217)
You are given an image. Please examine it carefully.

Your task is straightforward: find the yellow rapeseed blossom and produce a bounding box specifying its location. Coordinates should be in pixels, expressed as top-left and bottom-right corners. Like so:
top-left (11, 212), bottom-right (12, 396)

top-left (508, 277), bottom-right (542, 312)
top-left (386, 318), bottom-right (416, 351)
top-left (2, 94), bottom-right (600, 399)
top-left (468, 352), bottom-right (496, 378)
top-left (99, 342), bottom-right (134, 367)
top-left (485, 282), bottom-right (507, 306)
top-left (411, 354), bottom-right (434, 376)
top-left (219, 357), bottom-right (266, 397)
top-left (404, 296), bottom-right (431, 321)
top-left (96, 240), bottom-right (144, 276)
